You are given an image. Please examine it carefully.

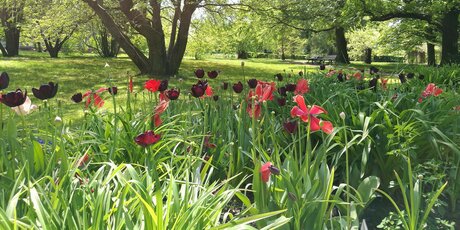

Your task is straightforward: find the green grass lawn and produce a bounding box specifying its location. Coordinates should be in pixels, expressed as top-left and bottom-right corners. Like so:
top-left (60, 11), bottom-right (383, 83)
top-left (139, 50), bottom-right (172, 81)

top-left (0, 51), bottom-right (430, 124)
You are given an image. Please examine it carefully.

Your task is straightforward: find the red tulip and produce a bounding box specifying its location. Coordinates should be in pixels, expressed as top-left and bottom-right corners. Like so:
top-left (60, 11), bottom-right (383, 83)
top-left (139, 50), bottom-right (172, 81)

top-left (260, 162), bottom-right (280, 182)
top-left (290, 95), bottom-right (333, 134)
top-left (294, 79), bottom-right (309, 95)
top-left (380, 78), bottom-right (388, 90)
top-left (145, 79), bottom-right (161, 92)
top-left (419, 83), bottom-right (443, 103)
top-left (129, 76), bottom-right (133, 93)
top-left (153, 96), bottom-right (170, 127)
top-left (82, 88), bottom-right (106, 108)
top-left (134, 130), bottom-right (161, 147)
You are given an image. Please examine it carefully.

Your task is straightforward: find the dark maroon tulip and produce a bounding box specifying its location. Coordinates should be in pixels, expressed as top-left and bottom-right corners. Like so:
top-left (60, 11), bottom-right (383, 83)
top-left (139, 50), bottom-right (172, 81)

top-left (407, 72), bottom-right (415, 79)
top-left (108, 86), bottom-right (118, 95)
top-left (213, 95), bottom-right (219, 101)
top-left (285, 83), bottom-right (296, 92)
top-left (134, 130), bottom-right (161, 147)
top-left (191, 85), bottom-right (205, 97)
top-left (0, 89), bottom-right (27, 107)
top-left (207, 70), bottom-right (219, 79)
top-left (298, 71), bottom-right (303, 76)
top-left (274, 73), bottom-right (283, 81)
top-left (269, 165), bottom-right (280, 175)
top-left (232, 81), bottom-right (243, 93)
top-left (418, 74), bottom-right (425, 80)
top-left (247, 79), bottom-right (258, 89)
top-left (278, 86), bottom-right (287, 96)
top-left (399, 73), bottom-right (407, 84)
top-left (191, 80), bottom-right (208, 98)
top-left (222, 82), bottom-right (229, 90)
top-left (337, 73), bottom-right (344, 82)
top-left (0, 72), bottom-right (9, 90)
top-left (277, 97), bottom-right (286, 106)
top-left (71, 93), bottom-right (83, 103)
top-left (159, 80), bottom-right (168, 91)
top-left (369, 77), bottom-right (378, 91)
top-left (165, 88), bottom-right (180, 100)
top-left (283, 121), bottom-right (297, 134)
top-left (369, 66), bottom-right (379, 74)
top-left (320, 64), bottom-right (326, 70)
top-left (32, 82), bottom-right (58, 100)
top-left (195, 69), bottom-right (205, 78)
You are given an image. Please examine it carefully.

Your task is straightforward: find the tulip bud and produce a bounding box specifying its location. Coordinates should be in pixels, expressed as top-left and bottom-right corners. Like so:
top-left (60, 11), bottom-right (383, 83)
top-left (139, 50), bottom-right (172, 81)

top-left (339, 112), bottom-right (346, 120)
top-left (54, 116), bottom-right (62, 123)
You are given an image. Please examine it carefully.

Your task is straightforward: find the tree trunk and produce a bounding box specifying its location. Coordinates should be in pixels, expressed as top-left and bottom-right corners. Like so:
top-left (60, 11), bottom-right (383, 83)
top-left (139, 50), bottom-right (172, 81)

top-left (335, 27), bottom-right (350, 64)
top-left (37, 42), bottom-right (43, 52)
top-left (427, 43), bottom-right (435, 66)
top-left (440, 9), bottom-right (459, 65)
top-left (364, 48), bottom-right (372, 64)
top-left (2, 26), bottom-right (20, 56)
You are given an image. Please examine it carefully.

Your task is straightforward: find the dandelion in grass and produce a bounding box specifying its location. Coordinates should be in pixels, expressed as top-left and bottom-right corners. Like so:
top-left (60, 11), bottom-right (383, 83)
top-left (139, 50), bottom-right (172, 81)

top-left (290, 95), bottom-right (333, 134)
top-left (294, 79), bottom-right (309, 95)
top-left (0, 89), bottom-right (27, 107)
top-left (418, 83), bottom-right (443, 103)
top-left (232, 81), bottom-right (243, 93)
top-left (207, 70), bottom-right (219, 79)
top-left (32, 82), bottom-right (58, 100)
top-left (135, 130), bottom-right (161, 147)
top-left (0, 72), bottom-right (9, 90)
top-left (195, 69), bottom-right (205, 78)
top-left (260, 162), bottom-right (280, 182)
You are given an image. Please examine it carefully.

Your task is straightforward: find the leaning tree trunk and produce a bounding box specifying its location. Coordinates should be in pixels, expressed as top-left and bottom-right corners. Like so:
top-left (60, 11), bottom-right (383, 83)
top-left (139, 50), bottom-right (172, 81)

top-left (335, 27), bottom-right (350, 64)
top-left (440, 9), bottom-right (459, 65)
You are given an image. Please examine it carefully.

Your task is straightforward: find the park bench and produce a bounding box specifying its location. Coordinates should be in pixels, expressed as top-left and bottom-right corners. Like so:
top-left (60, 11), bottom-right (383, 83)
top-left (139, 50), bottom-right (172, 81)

top-left (306, 56), bottom-right (322, 64)
top-left (322, 55), bottom-right (337, 65)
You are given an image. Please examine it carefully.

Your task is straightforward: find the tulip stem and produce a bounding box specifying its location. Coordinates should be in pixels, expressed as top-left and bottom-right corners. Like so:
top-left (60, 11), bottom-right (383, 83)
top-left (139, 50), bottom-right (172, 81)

top-left (343, 119), bottom-right (350, 230)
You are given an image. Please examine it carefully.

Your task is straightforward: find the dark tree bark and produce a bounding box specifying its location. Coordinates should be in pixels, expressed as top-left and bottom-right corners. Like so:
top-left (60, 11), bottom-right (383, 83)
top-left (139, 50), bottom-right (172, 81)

top-left (237, 50), bottom-right (249, 59)
top-left (364, 48), bottom-right (372, 64)
top-left (82, 0), bottom-right (199, 77)
top-left (335, 27), bottom-right (350, 64)
top-left (426, 27), bottom-right (436, 66)
top-left (440, 9), bottom-right (459, 65)
top-left (0, 3), bottom-right (24, 57)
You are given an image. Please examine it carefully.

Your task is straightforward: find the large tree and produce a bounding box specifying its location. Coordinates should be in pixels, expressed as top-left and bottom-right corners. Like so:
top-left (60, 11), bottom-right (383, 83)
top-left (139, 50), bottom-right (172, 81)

top-left (0, 0), bottom-right (25, 57)
top-left (81, 0), bottom-right (206, 77)
top-left (356, 0), bottom-right (460, 65)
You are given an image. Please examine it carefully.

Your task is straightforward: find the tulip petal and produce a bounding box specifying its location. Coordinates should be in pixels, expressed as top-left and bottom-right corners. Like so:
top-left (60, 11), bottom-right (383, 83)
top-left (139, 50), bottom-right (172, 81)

top-left (320, 121), bottom-right (334, 134)
top-left (310, 105), bottom-right (327, 115)
top-left (293, 95), bottom-right (308, 112)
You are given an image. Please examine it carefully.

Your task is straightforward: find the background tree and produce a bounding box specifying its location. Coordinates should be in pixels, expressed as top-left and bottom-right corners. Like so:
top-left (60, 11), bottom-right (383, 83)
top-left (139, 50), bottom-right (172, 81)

top-left (23, 0), bottom-right (88, 58)
top-left (355, 0), bottom-right (460, 65)
top-left (0, 0), bottom-right (25, 57)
